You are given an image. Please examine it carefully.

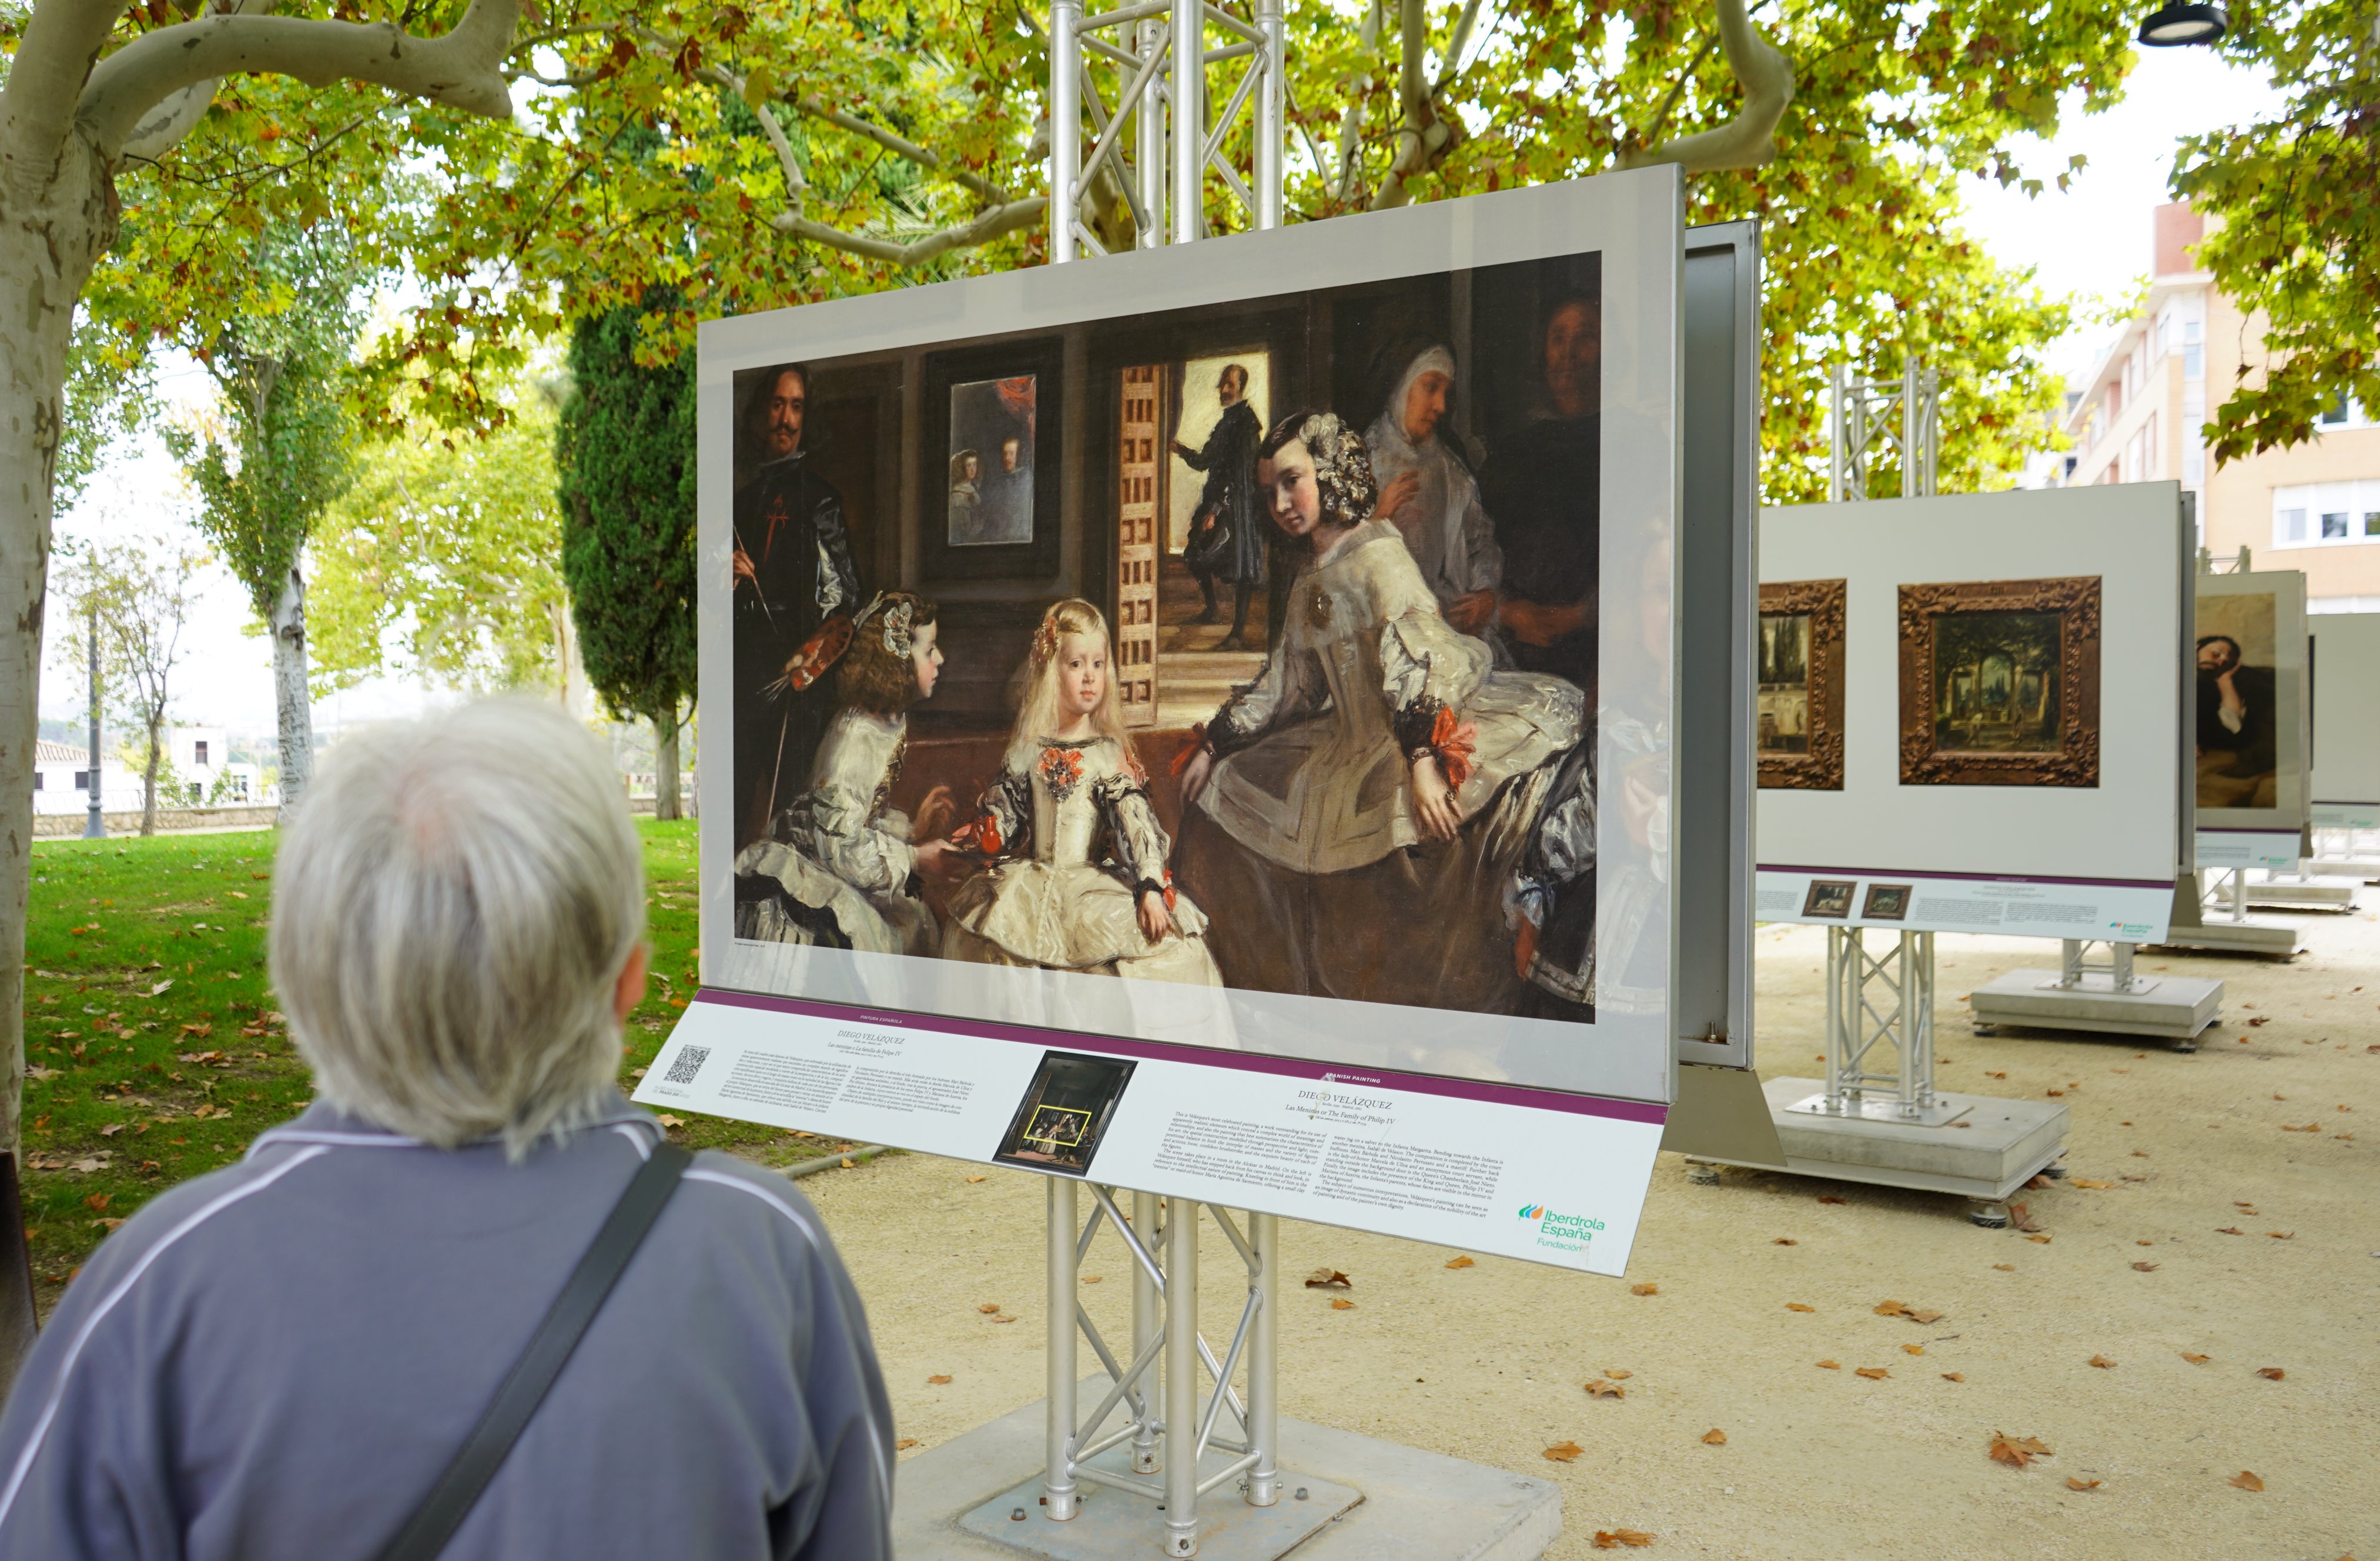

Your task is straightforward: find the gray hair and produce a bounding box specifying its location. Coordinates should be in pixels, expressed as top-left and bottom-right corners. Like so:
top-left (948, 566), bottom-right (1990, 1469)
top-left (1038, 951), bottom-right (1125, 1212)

top-left (270, 699), bottom-right (645, 1158)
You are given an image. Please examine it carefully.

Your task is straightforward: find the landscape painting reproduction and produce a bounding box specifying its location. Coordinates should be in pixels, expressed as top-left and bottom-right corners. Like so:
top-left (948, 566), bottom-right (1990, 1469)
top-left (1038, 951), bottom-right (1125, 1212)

top-left (1898, 577), bottom-right (2101, 787)
top-left (1756, 579), bottom-right (1844, 790)
top-left (709, 188), bottom-right (1678, 1101)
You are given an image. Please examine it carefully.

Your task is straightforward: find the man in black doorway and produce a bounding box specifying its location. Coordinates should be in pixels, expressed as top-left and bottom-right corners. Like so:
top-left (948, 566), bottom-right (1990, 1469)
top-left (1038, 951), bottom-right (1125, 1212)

top-left (2195, 633), bottom-right (2279, 808)
top-left (1173, 363), bottom-right (1266, 649)
top-left (733, 365), bottom-right (863, 847)
top-left (1479, 290), bottom-right (1601, 700)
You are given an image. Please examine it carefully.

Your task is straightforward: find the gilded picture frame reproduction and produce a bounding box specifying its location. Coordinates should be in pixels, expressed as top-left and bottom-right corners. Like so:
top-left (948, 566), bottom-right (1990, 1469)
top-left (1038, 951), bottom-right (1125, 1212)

top-left (1802, 879), bottom-right (1856, 919)
top-left (1897, 576), bottom-right (2102, 787)
top-left (1861, 883), bottom-right (1912, 921)
top-left (1757, 579), bottom-right (1846, 790)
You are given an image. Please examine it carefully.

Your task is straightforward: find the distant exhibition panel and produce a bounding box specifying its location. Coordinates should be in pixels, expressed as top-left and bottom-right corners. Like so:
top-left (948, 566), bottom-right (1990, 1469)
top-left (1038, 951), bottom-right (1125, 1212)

top-left (2193, 569), bottom-right (2311, 868)
top-left (1756, 484), bottom-right (2190, 941)
top-left (2309, 613), bottom-right (2380, 829)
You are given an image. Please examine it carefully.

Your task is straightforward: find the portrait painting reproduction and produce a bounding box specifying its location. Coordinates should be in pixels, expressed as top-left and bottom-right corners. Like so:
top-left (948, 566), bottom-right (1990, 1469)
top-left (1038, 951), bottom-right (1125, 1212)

top-left (1802, 880), bottom-right (1856, 919)
top-left (1862, 883), bottom-right (1912, 921)
top-left (1757, 579), bottom-right (1845, 790)
top-left (948, 375), bottom-right (1037, 547)
top-left (710, 176), bottom-right (1679, 1105)
top-left (2194, 590), bottom-right (2281, 810)
top-left (1897, 576), bottom-right (2102, 787)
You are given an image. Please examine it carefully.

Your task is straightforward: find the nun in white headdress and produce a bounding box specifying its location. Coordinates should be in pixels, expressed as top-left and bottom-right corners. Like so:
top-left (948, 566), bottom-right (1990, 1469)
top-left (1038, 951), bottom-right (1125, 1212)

top-left (1364, 342), bottom-right (1507, 663)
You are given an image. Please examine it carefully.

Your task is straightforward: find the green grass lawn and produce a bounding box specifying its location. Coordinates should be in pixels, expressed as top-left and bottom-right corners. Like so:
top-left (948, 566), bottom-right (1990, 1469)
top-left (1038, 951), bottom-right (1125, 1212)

top-left (20, 819), bottom-right (854, 1316)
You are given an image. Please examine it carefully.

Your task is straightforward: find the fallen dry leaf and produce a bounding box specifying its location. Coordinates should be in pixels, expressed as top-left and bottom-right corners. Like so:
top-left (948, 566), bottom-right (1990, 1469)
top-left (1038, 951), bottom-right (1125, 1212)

top-left (2008, 1202), bottom-right (2043, 1233)
top-left (963, 1174), bottom-right (987, 1184)
top-left (1786, 1302), bottom-right (1815, 1312)
top-left (1585, 1379), bottom-right (1625, 1399)
top-left (1445, 1255), bottom-right (1476, 1269)
top-left (896, 1438), bottom-right (920, 1450)
top-left (1604, 1368), bottom-right (1633, 1379)
top-left (2046, 1089), bottom-right (2065, 1097)
top-left (992, 1313), bottom-right (1017, 1323)
top-left (1817, 1359), bottom-right (1841, 1370)
top-left (1817, 1195), bottom-right (1845, 1205)
top-left (1329, 1298), bottom-right (1355, 1311)
top-left (1773, 1237), bottom-right (1797, 1245)
top-left (1941, 1372), bottom-right (1965, 1382)
top-left (1080, 1275), bottom-right (1102, 1285)
top-left (2071, 1178), bottom-right (2114, 1189)
top-left (2268, 1231), bottom-right (2295, 1240)
top-left (1304, 1268), bottom-right (1353, 1290)
top-left (928, 1375), bottom-right (952, 1385)
top-left (1855, 1366), bottom-right (1890, 1380)
top-left (1542, 1440), bottom-right (1584, 1463)
top-left (655, 1114), bottom-right (684, 1129)
top-left (2132, 1261), bottom-right (2160, 1272)
top-left (2066, 1477), bottom-right (2102, 1492)
top-left (1987, 1070), bottom-right (2007, 1079)
top-left (978, 1302), bottom-right (1001, 1314)
top-left (2181, 1352), bottom-right (2210, 1364)
top-left (1989, 1433), bottom-right (2053, 1469)
top-left (2216, 1226), bottom-right (2245, 1236)
top-left (2256, 1366), bottom-right (2285, 1381)
top-left (2089, 1355), bottom-right (2116, 1369)
top-left (2027, 1234), bottom-right (2053, 1244)
top-left (2229, 1470), bottom-right (2264, 1492)
top-left (98, 1123), bottom-right (124, 1138)
top-left (1993, 1263), bottom-right (2014, 1271)
top-left (1630, 1283), bottom-right (1658, 1296)
top-left (1701, 1428), bottom-right (1726, 1445)
top-left (1902, 1344), bottom-right (1925, 1356)
top-left (1591, 1529), bottom-right (1653, 1549)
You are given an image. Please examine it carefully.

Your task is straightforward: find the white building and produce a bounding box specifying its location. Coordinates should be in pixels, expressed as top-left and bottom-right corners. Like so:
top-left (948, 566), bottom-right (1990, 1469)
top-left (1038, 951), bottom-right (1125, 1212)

top-left (170, 725), bottom-right (268, 806)
top-left (30, 739), bottom-right (138, 815)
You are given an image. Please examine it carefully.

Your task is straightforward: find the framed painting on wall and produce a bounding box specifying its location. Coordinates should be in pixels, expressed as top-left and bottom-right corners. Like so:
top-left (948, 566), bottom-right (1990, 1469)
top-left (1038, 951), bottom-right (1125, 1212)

top-left (1756, 578), bottom-right (1845, 790)
top-left (1897, 576), bottom-right (2103, 787)
top-left (918, 336), bottom-right (1066, 584)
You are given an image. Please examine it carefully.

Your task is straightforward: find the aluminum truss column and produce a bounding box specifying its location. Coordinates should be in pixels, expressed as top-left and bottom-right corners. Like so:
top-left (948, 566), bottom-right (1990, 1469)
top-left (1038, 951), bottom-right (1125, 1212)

top-left (1802, 927), bottom-right (1957, 1125)
top-left (1050, 0), bottom-right (1083, 262)
top-left (1164, 1198), bottom-right (1200, 1555)
top-left (1044, 1175), bottom-right (1080, 1519)
top-left (1136, 15), bottom-right (1169, 248)
top-left (1171, 0), bottom-right (1204, 245)
top-left (1132, 1187), bottom-right (1163, 1472)
top-left (1253, 0), bottom-right (1284, 229)
top-left (1245, 1209), bottom-right (1280, 1505)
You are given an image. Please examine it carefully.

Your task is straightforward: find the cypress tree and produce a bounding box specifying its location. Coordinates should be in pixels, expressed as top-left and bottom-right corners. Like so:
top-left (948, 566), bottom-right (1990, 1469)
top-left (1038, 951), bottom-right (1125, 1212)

top-left (555, 298), bottom-right (698, 817)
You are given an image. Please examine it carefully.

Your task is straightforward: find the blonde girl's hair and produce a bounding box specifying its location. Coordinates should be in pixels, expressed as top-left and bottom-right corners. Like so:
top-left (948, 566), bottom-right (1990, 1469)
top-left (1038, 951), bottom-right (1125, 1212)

top-left (1007, 597), bottom-right (1140, 774)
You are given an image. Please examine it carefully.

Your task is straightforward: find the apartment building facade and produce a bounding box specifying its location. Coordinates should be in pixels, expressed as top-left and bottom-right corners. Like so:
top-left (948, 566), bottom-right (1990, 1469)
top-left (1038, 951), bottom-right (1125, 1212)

top-left (2054, 203), bottom-right (2380, 611)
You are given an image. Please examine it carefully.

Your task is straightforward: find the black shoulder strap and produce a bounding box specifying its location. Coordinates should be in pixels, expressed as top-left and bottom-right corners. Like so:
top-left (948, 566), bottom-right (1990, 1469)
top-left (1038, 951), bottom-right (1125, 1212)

top-left (376, 1141), bottom-right (693, 1561)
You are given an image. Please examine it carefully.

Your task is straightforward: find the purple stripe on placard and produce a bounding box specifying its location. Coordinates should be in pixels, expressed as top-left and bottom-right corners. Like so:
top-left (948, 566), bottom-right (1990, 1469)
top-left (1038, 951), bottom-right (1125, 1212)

top-left (691, 988), bottom-right (1671, 1125)
top-left (1758, 864), bottom-right (2174, 891)
top-left (2194, 828), bottom-right (2308, 838)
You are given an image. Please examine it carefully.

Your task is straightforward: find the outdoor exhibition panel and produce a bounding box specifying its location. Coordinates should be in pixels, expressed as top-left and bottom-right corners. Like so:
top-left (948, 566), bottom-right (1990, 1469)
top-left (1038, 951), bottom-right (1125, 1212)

top-left (1755, 484), bottom-right (2189, 942)
top-left (2193, 570), bottom-right (2311, 870)
top-left (2309, 611), bottom-right (2380, 830)
top-left (640, 171), bottom-right (1694, 1273)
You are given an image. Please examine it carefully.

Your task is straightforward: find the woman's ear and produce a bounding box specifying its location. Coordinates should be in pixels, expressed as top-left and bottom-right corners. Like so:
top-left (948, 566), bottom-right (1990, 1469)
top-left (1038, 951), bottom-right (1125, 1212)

top-left (613, 943), bottom-right (651, 1024)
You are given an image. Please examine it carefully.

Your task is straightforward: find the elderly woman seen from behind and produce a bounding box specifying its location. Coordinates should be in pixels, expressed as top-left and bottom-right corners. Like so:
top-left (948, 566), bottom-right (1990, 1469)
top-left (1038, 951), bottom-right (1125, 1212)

top-left (0, 701), bottom-right (893, 1561)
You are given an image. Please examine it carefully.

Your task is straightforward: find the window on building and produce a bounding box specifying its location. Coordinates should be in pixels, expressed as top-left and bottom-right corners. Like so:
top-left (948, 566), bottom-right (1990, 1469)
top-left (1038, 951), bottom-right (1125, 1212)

top-left (193, 740), bottom-right (209, 766)
top-left (2274, 480), bottom-right (2380, 548)
top-left (32, 773), bottom-right (42, 792)
top-left (2280, 508), bottom-right (2308, 543)
top-left (2322, 393), bottom-right (2350, 426)
top-left (2324, 511), bottom-right (2350, 539)
top-left (72, 770), bottom-right (88, 790)
top-left (2367, 512), bottom-right (2380, 537)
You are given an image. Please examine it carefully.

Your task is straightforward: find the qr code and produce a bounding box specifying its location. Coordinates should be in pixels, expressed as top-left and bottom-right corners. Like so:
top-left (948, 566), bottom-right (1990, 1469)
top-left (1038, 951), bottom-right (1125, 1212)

top-left (664, 1046), bottom-right (711, 1085)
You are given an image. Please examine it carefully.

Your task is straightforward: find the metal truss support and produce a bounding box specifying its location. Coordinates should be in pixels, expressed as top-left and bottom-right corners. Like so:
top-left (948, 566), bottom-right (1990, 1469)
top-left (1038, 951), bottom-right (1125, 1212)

top-left (2053, 938), bottom-right (2153, 995)
top-left (1827, 358), bottom-right (1939, 503)
top-left (1789, 927), bottom-right (1961, 1126)
top-left (1040, 1188), bottom-right (1276, 1554)
top-left (1048, 0), bottom-right (1285, 261)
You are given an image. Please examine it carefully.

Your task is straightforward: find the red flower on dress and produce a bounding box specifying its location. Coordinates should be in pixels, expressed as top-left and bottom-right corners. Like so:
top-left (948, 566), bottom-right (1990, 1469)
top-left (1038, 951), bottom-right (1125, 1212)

top-left (1430, 705), bottom-right (1479, 792)
top-left (1038, 745), bottom-right (1086, 799)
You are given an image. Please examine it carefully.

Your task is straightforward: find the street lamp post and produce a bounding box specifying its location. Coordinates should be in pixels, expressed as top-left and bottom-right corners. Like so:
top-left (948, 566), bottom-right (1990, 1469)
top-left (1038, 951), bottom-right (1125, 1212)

top-left (83, 604), bottom-right (104, 841)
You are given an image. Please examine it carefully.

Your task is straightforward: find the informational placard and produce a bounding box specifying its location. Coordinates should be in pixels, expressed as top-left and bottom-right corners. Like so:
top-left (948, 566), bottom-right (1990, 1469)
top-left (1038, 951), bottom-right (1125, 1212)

top-left (2309, 612), bottom-right (2380, 829)
top-left (2191, 828), bottom-right (2306, 872)
top-left (1756, 484), bottom-right (2189, 939)
top-left (673, 171), bottom-right (1695, 1267)
top-left (637, 992), bottom-right (1663, 1275)
top-left (2192, 569), bottom-right (2309, 833)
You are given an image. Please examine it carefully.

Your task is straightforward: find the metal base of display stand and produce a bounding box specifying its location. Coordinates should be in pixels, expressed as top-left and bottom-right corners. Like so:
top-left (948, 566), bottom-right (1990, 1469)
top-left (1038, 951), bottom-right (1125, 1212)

top-left (2305, 858), bottom-right (2380, 884)
top-left (1966, 940), bottom-right (2219, 1047)
top-left (899, 1385), bottom-right (1561, 1560)
top-left (2151, 872), bottom-right (2306, 958)
top-left (2241, 873), bottom-right (2358, 911)
top-left (1688, 928), bottom-right (2065, 1201)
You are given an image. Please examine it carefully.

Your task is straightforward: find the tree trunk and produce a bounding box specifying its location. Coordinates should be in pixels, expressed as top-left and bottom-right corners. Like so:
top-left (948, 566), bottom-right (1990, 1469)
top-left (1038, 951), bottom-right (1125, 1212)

top-left (270, 565), bottom-right (314, 823)
top-left (654, 710), bottom-right (682, 821)
top-left (140, 712), bottom-right (163, 836)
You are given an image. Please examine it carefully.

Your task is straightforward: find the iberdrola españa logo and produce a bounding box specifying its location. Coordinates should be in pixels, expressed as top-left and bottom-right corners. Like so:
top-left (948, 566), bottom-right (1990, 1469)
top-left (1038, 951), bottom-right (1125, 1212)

top-left (1518, 1204), bottom-right (1547, 1221)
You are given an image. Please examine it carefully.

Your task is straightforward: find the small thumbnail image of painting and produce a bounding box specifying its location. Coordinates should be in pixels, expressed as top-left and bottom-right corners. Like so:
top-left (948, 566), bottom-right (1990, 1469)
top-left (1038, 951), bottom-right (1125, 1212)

top-left (1862, 883), bottom-right (1913, 921)
top-left (1758, 612), bottom-right (1812, 755)
top-left (1802, 880), bottom-right (1856, 919)
top-left (993, 1050), bottom-right (1137, 1175)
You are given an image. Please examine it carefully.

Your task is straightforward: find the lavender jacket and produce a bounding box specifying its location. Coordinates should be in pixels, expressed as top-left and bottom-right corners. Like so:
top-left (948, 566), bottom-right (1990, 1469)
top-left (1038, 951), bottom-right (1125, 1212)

top-left (0, 1096), bottom-right (893, 1560)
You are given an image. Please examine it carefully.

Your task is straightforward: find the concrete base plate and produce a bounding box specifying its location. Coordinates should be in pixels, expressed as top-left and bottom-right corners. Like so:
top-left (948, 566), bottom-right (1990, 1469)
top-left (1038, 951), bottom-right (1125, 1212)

top-left (2150, 917), bottom-right (2306, 957)
top-left (1968, 969), bottom-right (2221, 1043)
top-left (2303, 857), bottom-right (2380, 883)
top-left (2245, 880), bottom-right (2357, 911)
top-left (1689, 1078), bottom-right (2066, 1202)
top-left (898, 1385), bottom-right (1561, 1561)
